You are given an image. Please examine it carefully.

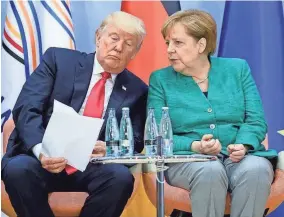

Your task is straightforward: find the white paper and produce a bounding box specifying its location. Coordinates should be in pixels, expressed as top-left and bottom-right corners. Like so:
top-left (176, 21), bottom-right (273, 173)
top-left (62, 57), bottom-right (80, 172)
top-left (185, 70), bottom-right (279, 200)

top-left (42, 100), bottom-right (104, 172)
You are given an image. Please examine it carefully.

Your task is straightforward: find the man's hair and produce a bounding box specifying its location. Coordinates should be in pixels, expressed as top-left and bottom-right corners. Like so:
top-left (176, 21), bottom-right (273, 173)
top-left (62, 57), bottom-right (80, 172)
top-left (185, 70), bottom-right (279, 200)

top-left (97, 11), bottom-right (146, 49)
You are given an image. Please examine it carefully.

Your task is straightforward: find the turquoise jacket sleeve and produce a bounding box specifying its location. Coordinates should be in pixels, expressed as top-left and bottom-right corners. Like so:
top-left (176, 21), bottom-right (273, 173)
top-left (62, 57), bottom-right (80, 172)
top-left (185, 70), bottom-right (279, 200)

top-left (234, 60), bottom-right (267, 150)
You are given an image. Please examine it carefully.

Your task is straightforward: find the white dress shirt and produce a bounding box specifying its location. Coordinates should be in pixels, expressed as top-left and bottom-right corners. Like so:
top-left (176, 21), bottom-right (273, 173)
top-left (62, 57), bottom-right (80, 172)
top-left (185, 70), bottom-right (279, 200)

top-left (32, 54), bottom-right (117, 159)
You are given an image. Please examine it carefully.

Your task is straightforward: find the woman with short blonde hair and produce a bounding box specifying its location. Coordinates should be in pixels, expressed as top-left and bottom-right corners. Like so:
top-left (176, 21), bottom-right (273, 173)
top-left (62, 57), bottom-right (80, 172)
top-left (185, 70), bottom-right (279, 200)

top-left (148, 9), bottom-right (276, 217)
top-left (162, 9), bottom-right (216, 55)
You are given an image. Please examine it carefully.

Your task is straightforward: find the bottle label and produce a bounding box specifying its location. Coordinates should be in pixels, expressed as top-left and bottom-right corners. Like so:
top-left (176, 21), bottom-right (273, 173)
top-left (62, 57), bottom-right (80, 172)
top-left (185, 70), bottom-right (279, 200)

top-left (106, 140), bottom-right (119, 157)
top-left (120, 140), bottom-right (133, 156)
top-left (145, 140), bottom-right (157, 156)
top-left (163, 139), bottom-right (173, 156)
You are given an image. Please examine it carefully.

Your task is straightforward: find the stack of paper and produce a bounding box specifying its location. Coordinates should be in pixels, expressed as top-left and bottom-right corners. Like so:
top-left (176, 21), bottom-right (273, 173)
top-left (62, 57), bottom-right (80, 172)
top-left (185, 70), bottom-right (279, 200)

top-left (42, 100), bottom-right (104, 172)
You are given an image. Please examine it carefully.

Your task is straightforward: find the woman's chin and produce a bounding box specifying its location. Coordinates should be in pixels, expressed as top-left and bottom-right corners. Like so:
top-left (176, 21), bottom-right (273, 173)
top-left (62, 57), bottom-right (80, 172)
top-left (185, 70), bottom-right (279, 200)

top-left (171, 64), bottom-right (184, 73)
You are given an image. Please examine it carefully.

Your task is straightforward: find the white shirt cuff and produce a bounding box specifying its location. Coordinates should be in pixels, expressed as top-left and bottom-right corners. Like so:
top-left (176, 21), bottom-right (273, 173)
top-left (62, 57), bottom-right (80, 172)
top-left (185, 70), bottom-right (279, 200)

top-left (32, 143), bottom-right (42, 160)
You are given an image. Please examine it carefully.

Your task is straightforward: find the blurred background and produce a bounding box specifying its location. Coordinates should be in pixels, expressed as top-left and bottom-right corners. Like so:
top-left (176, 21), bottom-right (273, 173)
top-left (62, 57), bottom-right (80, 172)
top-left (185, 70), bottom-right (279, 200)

top-left (1, 1), bottom-right (284, 217)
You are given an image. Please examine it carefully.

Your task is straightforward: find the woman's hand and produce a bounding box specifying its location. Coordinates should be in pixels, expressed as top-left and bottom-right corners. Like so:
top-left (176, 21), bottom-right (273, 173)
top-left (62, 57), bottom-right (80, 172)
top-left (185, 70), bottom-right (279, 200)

top-left (227, 144), bottom-right (248, 162)
top-left (191, 134), bottom-right (221, 156)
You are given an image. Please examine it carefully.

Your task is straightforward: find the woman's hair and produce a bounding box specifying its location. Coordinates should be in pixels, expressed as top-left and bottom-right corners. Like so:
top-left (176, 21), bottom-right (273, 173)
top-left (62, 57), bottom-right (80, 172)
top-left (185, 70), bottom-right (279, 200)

top-left (162, 9), bottom-right (217, 55)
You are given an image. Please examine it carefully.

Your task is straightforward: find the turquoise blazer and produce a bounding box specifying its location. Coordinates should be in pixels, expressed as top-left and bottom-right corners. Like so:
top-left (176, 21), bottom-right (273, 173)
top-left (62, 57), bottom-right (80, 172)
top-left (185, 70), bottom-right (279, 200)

top-left (147, 57), bottom-right (277, 158)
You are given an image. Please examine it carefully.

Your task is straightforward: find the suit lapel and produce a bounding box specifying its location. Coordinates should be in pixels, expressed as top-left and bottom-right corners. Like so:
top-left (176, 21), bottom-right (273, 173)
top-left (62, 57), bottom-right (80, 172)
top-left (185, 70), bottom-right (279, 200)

top-left (105, 70), bottom-right (128, 115)
top-left (70, 53), bottom-right (94, 112)
top-left (99, 70), bottom-right (129, 138)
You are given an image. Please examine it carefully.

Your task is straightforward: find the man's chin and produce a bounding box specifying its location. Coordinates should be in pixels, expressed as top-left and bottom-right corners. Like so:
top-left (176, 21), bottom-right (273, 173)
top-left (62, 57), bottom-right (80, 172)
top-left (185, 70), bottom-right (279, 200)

top-left (104, 62), bottom-right (123, 74)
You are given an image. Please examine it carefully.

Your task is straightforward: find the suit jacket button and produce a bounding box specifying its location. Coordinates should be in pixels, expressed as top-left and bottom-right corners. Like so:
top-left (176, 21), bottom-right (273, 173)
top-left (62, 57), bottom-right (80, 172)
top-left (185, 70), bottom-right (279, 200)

top-left (207, 108), bottom-right (212, 113)
top-left (210, 124), bottom-right (215, 129)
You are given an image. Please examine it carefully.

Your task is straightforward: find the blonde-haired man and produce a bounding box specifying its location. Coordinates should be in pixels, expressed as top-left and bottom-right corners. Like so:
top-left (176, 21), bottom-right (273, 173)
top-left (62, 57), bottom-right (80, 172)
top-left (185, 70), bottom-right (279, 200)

top-left (2, 11), bottom-right (148, 217)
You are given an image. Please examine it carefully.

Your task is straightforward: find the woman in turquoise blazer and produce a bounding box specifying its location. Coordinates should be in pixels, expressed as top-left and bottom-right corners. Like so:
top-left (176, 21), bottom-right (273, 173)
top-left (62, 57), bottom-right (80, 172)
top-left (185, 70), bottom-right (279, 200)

top-left (147, 10), bottom-right (277, 217)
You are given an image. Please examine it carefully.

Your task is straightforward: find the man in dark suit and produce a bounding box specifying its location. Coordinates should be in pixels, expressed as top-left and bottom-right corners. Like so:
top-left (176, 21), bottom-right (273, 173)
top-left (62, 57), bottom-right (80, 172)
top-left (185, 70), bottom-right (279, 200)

top-left (2, 11), bottom-right (148, 217)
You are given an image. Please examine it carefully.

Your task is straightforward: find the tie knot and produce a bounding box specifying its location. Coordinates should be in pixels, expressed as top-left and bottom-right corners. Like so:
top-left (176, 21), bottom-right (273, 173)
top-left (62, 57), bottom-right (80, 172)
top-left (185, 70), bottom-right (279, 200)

top-left (101, 72), bottom-right (111, 80)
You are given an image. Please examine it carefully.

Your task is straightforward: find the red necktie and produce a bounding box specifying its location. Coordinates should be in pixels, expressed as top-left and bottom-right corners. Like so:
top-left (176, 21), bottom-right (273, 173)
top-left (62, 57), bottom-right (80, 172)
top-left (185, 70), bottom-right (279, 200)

top-left (65, 71), bottom-right (111, 175)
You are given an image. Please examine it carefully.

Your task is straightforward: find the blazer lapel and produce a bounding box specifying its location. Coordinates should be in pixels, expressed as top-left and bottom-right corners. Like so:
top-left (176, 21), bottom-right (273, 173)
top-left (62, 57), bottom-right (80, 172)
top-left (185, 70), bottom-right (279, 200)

top-left (106, 70), bottom-right (128, 114)
top-left (70, 53), bottom-right (94, 112)
top-left (99, 70), bottom-right (128, 137)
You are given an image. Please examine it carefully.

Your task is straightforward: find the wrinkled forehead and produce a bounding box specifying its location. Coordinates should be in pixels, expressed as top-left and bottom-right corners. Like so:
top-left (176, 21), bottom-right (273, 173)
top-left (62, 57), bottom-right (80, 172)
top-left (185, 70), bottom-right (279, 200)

top-left (102, 24), bottom-right (141, 44)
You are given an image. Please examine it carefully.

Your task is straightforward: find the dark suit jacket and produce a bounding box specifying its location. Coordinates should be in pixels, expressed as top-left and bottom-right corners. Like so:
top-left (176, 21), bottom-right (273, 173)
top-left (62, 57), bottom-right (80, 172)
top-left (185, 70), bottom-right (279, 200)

top-left (2, 47), bottom-right (148, 171)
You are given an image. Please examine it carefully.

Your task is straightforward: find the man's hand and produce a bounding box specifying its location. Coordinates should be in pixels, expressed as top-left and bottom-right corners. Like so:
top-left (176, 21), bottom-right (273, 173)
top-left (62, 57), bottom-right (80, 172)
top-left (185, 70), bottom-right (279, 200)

top-left (40, 154), bottom-right (67, 173)
top-left (227, 144), bottom-right (248, 162)
top-left (91, 141), bottom-right (106, 158)
top-left (191, 134), bottom-right (221, 156)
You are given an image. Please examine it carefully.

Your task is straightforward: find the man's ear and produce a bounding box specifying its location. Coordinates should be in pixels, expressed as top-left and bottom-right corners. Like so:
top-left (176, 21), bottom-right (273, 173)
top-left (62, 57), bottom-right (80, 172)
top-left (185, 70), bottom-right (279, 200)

top-left (130, 55), bottom-right (136, 60)
top-left (131, 42), bottom-right (142, 59)
top-left (130, 50), bottom-right (139, 60)
top-left (95, 30), bottom-right (101, 48)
